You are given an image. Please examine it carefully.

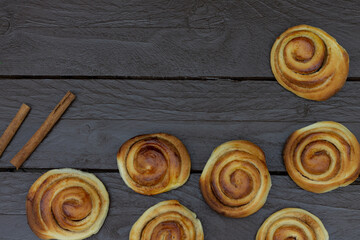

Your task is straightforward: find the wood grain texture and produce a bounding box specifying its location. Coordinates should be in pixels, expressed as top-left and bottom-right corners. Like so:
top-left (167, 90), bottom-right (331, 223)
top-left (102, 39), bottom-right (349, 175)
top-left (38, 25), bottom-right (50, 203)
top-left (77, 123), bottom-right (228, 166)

top-left (1, 79), bottom-right (360, 171)
top-left (1, 79), bottom-right (360, 122)
top-left (0, 0), bottom-right (359, 77)
top-left (0, 1), bottom-right (358, 239)
top-left (0, 172), bottom-right (359, 239)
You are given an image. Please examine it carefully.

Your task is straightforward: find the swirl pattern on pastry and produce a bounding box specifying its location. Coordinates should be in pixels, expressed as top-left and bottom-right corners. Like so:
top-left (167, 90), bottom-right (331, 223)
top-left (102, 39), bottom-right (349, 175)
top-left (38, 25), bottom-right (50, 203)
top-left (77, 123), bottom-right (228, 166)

top-left (117, 133), bottom-right (191, 195)
top-left (130, 200), bottom-right (204, 240)
top-left (200, 140), bottom-right (271, 218)
top-left (284, 121), bottom-right (360, 193)
top-left (256, 208), bottom-right (329, 240)
top-left (271, 24), bottom-right (349, 101)
top-left (26, 168), bottom-right (109, 240)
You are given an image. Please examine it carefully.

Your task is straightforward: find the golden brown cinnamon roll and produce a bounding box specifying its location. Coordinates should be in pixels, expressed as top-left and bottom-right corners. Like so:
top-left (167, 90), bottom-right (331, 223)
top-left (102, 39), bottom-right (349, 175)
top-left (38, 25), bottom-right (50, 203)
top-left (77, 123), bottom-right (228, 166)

top-left (284, 121), bottom-right (360, 193)
top-left (256, 208), bottom-right (329, 240)
top-left (130, 200), bottom-right (203, 240)
top-left (26, 169), bottom-right (109, 240)
top-left (117, 133), bottom-right (191, 195)
top-left (200, 140), bottom-right (271, 218)
top-left (271, 25), bottom-right (349, 101)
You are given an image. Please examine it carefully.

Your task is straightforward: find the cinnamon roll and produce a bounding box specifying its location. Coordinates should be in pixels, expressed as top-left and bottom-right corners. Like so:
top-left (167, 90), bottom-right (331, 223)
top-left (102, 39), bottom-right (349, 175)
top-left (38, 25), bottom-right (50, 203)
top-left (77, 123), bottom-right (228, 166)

top-left (200, 140), bottom-right (271, 218)
top-left (271, 25), bottom-right (349, 101)
top-left (256, 208), bottom-right (329, 240)
top-left (26, 168), bottom-right (109, 240)
top-left (130, 200), bottom-right (204, 240)
top-left (117, 133), bottom-right (191, 195)
top-left (284, 121), bottom-right (360, 193)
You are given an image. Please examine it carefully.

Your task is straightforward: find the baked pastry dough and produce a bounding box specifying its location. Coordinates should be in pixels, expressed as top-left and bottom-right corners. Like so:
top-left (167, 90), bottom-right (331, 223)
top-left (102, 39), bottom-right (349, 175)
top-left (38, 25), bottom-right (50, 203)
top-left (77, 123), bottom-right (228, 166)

top-left (26, 168), bottom-right (109, 240)
top-left (117, 133), bottom-right (191, 195)
top-left (256, 208), bottom-right (329, 240)
top-left (129, 200), bottom-right (204, 240)
top-left (271, 25), bottom-right (349, 101)
top-left (284, 121), bottom-right (360, 193)
top-left (200, 140), bottom-right (271, 218)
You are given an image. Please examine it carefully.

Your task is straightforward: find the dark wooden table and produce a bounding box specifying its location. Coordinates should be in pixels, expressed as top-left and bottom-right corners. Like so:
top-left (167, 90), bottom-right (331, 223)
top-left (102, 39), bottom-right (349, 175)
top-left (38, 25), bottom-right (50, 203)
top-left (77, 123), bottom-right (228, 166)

top-left (1, 1), bottom-right (359, 239)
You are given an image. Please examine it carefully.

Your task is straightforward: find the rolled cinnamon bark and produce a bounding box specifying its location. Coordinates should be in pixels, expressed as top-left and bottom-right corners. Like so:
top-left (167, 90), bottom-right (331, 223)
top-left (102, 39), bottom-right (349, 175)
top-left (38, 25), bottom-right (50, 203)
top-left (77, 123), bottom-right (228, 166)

top-left (0, 103), bottom-right (31, 157)
top-left (10, 91), bottom-right (75, 169)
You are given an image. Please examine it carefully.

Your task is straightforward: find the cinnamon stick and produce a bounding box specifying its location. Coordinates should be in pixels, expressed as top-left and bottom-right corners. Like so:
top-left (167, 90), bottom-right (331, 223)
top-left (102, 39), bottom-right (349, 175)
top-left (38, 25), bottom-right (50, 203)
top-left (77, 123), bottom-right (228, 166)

top-left (0, 103), bottom-right (31, 157)
top-left (10, 91), bottom-right (76, 169)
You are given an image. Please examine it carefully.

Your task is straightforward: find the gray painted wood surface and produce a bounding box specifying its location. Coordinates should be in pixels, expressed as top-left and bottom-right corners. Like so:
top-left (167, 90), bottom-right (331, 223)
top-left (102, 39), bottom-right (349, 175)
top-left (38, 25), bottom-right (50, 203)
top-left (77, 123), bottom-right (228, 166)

top-left (1, 79), bottom-right (360, 172)
top-left (0, 0), bottom-right (359, 77)
top-left (0, 0), bottom-right (359, 239)
top-left (1, 78), bottom-right (359, 239)
top-left (1, 172), bottom-right (359, 239)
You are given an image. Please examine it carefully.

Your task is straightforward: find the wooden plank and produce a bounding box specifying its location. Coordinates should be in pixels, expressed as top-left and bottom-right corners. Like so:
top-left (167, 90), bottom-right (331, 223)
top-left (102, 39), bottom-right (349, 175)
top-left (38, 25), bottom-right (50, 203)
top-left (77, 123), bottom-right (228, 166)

top-left (1, 119), bottom-right (360, 172)
top-left (0, 0), bottom-right (359, 77)
top-left (0, 172), bottom-right (359, 239)
top-left (1, 79), bottom-right (360, 122)
top-left (1, 79), bottom-right (360, 171)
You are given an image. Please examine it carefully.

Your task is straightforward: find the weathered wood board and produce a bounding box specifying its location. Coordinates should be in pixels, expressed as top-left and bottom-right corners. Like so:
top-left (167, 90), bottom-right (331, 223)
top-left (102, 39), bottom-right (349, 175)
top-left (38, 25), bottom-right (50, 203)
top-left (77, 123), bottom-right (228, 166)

top-left (0, 0), bottom-right (359, 77)
top-left (1, 172), bottom-right (359, 239)
top-left (0, 79), bottom-right (360, 172)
